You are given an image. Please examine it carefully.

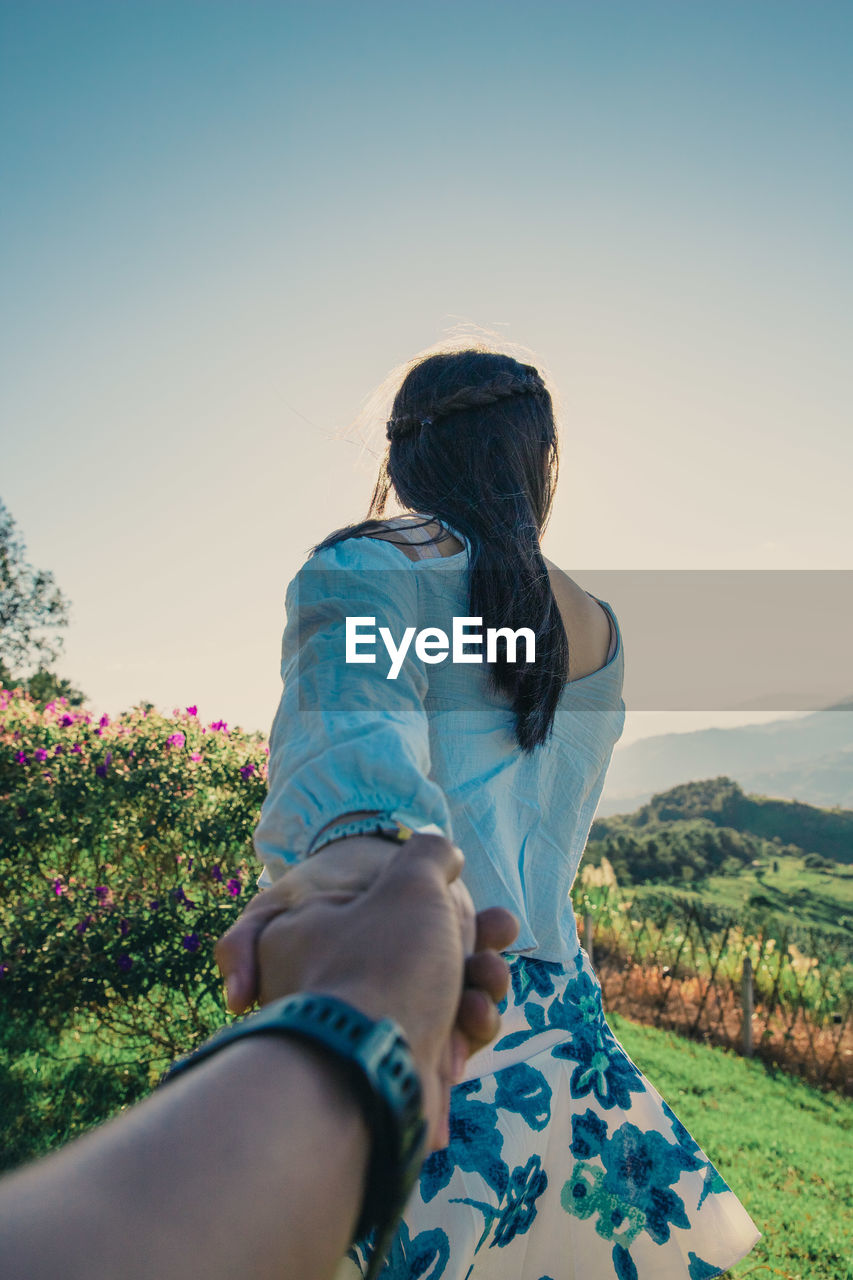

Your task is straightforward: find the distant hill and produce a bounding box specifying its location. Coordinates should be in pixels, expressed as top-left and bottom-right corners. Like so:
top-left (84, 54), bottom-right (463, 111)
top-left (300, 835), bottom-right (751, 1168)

top-left (593, 775), bottom-right (853, 863)
top-left (586, 777), bottom-right (853, 940)
top-left (599, 707), bottom-right (853, 815)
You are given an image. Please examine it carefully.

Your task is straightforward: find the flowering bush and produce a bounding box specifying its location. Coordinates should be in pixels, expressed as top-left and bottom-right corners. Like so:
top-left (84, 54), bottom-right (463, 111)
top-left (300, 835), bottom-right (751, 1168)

top-left (0, 683), bottom-right (271, 1163)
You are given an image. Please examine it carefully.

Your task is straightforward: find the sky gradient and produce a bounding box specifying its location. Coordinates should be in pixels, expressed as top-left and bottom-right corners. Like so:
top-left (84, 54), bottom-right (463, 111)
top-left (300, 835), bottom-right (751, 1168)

top-left (2, 1), bottom-right (851, 747)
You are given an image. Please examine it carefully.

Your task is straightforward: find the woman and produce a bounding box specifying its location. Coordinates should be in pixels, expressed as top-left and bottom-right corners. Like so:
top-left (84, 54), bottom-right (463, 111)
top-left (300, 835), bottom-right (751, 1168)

top-left (250, 348), bottom-right (761, 1278)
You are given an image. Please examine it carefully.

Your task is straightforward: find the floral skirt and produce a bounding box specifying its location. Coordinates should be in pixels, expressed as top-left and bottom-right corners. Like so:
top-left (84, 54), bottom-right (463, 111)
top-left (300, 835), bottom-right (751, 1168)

top-left (341, 950), bottom-right (761, 1280)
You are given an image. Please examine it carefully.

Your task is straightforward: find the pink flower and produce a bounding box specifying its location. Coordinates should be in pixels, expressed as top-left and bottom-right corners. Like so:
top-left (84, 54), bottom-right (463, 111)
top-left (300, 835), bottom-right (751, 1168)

top-left (210, 720), bottom-right (228, 733)
top-left (166, 732), bottom-right (186, 749)
top-left (34, 748), bottom-right (48, 762)
top-left (100, 714), bottom-right (110, 729)
top-left (226, 878), bottom-right (242, 897)
top-left (53, 878), bottom-right (64, 896)
top-left (239, 763), bottom-right (256, 779)
top-left (186, 705), bottom-right (198, 717)
top-left (189, 752), bottom-right (202, 762)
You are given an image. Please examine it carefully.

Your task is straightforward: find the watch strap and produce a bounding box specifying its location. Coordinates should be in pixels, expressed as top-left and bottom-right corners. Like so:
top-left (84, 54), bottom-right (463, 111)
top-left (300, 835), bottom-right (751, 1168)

top-left (159, 993), bottom-right (427, 1275)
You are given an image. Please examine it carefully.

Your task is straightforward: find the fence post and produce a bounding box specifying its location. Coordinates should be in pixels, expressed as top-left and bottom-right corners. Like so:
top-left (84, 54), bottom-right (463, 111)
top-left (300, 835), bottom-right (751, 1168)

top-left (583, 912), bottom-right (594, 967)
top-left (742, 955), bottom-right (754, 1058)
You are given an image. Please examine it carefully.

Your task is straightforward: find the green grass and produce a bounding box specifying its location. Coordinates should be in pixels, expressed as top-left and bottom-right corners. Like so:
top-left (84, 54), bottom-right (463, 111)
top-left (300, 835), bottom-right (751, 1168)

top-left (635, 850), bottom-right (853, 942)
top-left (0, 1016), bottom-right (156, 1173)
top-left (607, 1012), bottom-right (853, 1280)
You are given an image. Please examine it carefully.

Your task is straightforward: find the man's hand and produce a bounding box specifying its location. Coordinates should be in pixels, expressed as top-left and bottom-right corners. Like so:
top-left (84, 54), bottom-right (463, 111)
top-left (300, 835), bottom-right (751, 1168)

top-left (215, 835), bottom-right (518, 1148)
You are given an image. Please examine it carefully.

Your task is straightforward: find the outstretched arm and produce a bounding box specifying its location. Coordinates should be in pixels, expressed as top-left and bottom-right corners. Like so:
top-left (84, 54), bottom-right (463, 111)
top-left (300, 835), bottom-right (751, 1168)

top-left (0, 836), bottom-right (517, 1280)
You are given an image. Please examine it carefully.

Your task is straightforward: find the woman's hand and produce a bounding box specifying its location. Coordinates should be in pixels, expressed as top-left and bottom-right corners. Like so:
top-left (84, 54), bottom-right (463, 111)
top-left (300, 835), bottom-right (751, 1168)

top-left (217, 835), bottom-right (476, 1012)
top-left (216, 836), bottom-right (407, 1011)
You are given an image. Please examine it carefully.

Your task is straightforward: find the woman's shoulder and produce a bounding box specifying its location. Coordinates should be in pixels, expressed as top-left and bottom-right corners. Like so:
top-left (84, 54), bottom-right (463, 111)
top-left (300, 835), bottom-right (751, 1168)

top-left (313, 516), bottom-right (465, 565)
top-left (284, 530), bottom-right (423, 616)
top-left (298, 524), bottom-right (428, 580)
top-left (543, 557), bottom-right (615, 681)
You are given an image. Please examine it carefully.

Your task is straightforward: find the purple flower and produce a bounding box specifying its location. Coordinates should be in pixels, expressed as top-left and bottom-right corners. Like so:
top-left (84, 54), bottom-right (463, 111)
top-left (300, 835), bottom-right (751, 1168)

top-left (226, 878), bottom-right (242, 898)
top-left (100, 714), bottom-right (110, 728)
top-left (95, 885), bottom-right (110, 901)
top-left (95, 764), bottom-right (107, 777)
top-left (171, 887), bottom-right (187, 904)
top-left (119, 918), bottom-right (130, 936)
top-left (182, 933), bottom-right (200, 952)
top-left (76, 914), bottom-right (94, 935)
top-left (54, 744), bottom-right (63, 755)
top-left (72, 743), bottom-right (82, 754)
top-left (15, 751), bottom-right (29, 765)
top-left (149, 899), bottom-right (161, 912)
top-left (117, 954), bottom-right (132, 972)
top-left (34, 748), bottom-right (48, 762)
top-left (166, 732), bottom-right (185, 749)
top-left (210, 864), bottom-right (223, 883)
top-left (239, 763), bottom-right (256, 779)
top-left (53, 878), bottom-right (64, 896)
top-left (186, 705), bottom-right (198, 717)
top-left (60, 714), bottom-right (74, 727)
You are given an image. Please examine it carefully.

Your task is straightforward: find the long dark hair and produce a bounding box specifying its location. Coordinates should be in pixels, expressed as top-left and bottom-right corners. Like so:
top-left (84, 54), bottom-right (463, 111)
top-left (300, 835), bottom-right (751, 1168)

top-left (314, 349), bottom-right (568, 751)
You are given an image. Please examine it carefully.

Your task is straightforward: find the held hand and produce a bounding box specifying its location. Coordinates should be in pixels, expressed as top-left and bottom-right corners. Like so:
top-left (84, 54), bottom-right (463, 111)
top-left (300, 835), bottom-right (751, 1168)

top-left (217, 834), bottom-right (476, 1012)
top-left (215, 835), bottom-right (518, 1149)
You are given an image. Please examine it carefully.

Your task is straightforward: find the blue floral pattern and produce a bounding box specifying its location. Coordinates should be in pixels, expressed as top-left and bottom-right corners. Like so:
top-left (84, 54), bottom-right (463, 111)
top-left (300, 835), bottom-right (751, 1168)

top-left (349, 951), bottom-right (760, 1279)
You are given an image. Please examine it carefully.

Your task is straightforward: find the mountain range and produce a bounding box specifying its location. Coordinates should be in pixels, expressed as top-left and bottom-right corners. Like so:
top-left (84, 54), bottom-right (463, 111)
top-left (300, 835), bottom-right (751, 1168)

top-left (599, 707), bottom-right (853, 816)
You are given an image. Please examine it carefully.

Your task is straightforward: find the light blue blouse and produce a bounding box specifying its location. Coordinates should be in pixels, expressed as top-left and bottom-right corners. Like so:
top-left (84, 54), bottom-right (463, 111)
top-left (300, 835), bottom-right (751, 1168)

top-left (253, 532), bottom-right (625, 966)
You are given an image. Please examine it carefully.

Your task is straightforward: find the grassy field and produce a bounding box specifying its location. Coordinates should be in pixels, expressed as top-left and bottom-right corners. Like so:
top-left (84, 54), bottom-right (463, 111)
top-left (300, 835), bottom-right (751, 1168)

top-left (608, 1013), bottom-right (853, 1280)
top-left (630, 850), bottom-right (853, 943)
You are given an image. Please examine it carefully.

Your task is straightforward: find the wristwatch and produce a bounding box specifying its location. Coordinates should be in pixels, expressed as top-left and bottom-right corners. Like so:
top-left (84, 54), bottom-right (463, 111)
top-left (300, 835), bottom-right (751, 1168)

top-left (308, 812), bottom-right (415, 857)
top-left (159, 993), bottom-right (427, 1279)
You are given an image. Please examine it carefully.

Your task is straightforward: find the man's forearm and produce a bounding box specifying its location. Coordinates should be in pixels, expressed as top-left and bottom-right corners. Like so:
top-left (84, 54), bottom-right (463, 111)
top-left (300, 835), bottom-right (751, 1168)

top-left (0, 1036), bottom-right (370, 1280)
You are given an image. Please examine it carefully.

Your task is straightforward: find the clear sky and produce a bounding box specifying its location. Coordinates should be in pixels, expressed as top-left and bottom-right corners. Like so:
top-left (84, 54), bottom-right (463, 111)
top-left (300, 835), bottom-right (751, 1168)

top-left (2, 1), bottom-right (850, 747)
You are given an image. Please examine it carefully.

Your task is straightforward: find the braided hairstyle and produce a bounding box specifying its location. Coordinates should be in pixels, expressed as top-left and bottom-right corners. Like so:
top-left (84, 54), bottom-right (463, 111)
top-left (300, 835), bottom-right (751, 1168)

top-left (315, 349), bottom-right (568, 752)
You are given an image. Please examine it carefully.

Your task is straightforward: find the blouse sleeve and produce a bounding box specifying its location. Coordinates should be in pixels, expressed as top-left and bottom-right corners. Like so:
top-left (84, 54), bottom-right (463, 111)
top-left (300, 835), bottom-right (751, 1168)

top-left (253, 535), bottom-right (453, 884)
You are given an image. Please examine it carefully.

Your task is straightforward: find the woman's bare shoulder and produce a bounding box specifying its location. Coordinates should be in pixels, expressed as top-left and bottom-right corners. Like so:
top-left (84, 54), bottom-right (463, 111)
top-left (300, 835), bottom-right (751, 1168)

top-left (543, 557), bottom-right (613, 679)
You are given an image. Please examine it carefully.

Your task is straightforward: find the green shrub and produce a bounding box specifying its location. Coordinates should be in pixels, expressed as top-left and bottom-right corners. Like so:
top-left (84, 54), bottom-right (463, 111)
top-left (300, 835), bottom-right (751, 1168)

top-left (0, 682), bottom-right (269, 1142)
